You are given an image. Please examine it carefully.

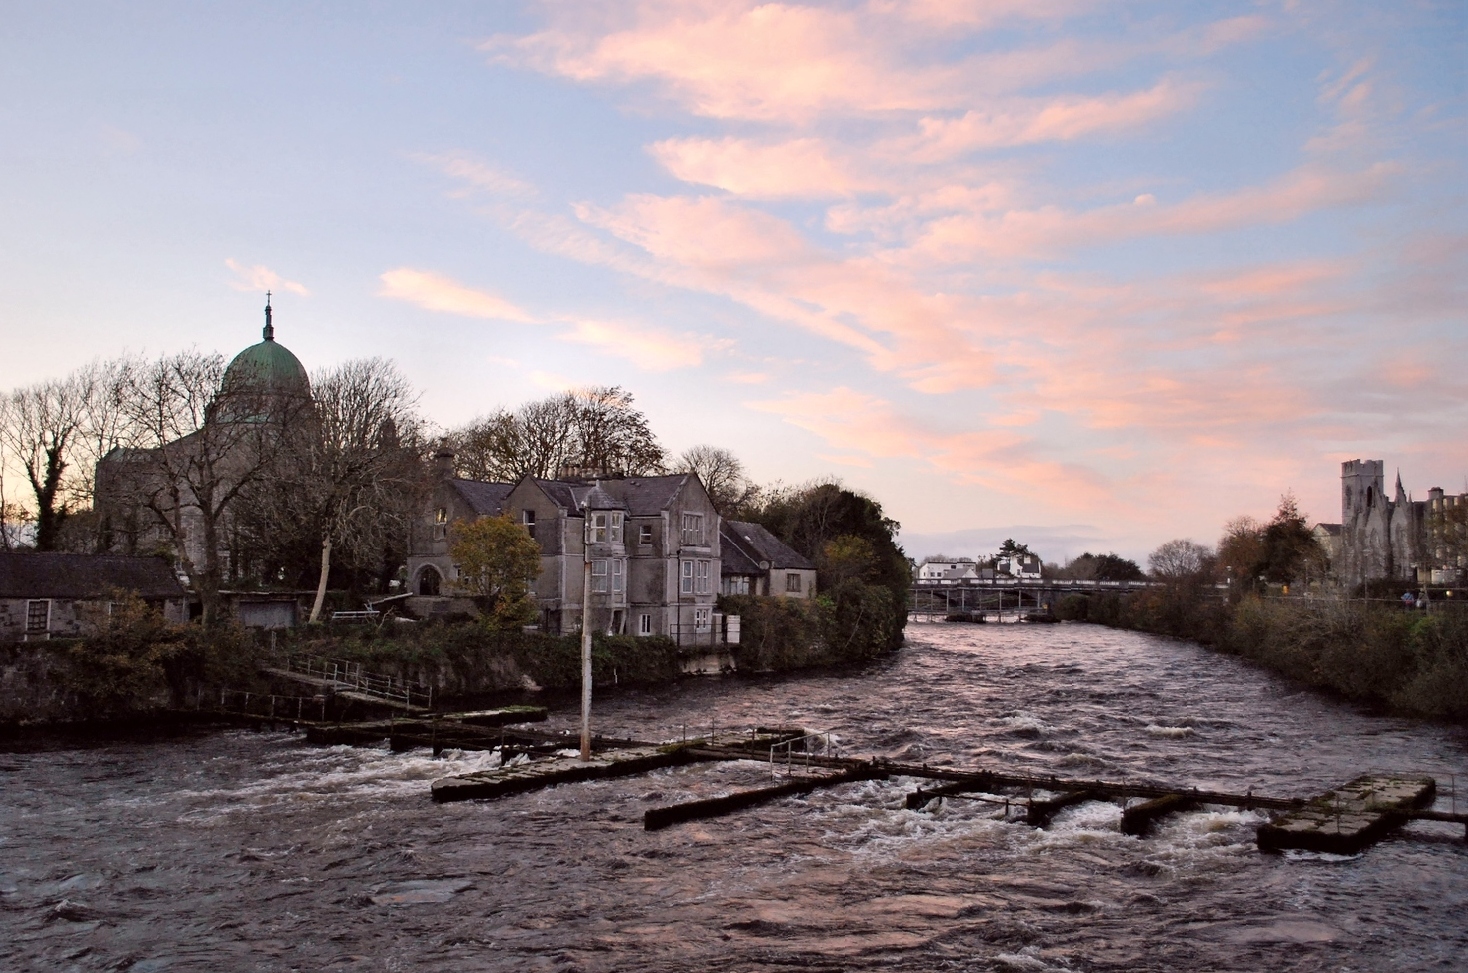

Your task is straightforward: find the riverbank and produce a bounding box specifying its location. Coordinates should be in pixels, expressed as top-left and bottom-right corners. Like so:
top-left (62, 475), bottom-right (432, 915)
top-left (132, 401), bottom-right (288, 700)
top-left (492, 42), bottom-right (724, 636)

top-left (1055, 586), bottom-right (1468, 722)
top-left (0, 595), bottom-right (903, 727)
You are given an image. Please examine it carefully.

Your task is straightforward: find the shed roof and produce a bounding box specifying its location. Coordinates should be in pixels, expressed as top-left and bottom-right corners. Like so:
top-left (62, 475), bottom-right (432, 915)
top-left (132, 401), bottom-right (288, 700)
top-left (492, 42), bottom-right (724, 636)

top-left (723, 521), bottom-right (816, 571)
top-left (0, 553), bottom-right (185, 600)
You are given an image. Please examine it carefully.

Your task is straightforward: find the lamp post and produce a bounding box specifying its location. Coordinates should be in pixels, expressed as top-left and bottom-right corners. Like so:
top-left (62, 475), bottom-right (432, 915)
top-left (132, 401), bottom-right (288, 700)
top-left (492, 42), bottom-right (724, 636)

top-left (579, 483), bottom-right (623, 761)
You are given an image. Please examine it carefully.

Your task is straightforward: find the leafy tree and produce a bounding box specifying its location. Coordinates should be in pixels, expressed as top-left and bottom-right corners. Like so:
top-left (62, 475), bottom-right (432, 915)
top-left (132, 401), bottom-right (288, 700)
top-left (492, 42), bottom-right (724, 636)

top-left (1216, 495), bottom-right (1327, 588)
top-left (449, 514), bottom-right (543, 629)
top-left (1056, 551), bottom-right (1146, 581)
top-left (819, 535), bottom-right (877, 589)
top-left (744, 481), bottom-right (909, 650)
top-left (997, 538), bottom-right (1033, 558)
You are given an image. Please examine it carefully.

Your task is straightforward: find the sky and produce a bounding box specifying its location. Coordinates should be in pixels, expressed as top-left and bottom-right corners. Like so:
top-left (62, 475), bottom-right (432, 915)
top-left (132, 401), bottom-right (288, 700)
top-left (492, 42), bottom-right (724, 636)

top-left (1, 1), bottom-right (1464, 563)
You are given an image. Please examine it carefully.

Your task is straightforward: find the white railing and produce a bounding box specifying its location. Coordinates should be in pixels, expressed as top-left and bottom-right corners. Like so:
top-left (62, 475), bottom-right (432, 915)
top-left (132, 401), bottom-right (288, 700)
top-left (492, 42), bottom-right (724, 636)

top-left (282, 655), bottom-right (433, 709)
top-left (770, 731), bottom-right (840, 778)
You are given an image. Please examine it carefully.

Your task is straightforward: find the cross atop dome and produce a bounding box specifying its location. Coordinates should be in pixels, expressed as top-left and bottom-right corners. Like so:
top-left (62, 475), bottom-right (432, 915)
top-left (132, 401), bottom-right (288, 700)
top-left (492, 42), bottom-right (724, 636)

top-left (263, 291), bottom-right (275, 342)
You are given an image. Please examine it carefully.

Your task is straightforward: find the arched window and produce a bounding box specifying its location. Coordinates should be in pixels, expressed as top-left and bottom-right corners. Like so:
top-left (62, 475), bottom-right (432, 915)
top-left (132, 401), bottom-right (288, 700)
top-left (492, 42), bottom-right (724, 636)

top-left (1366, 486), bottom-right (1375, 509)
top-left (417, 565), bottom-right (443, 596)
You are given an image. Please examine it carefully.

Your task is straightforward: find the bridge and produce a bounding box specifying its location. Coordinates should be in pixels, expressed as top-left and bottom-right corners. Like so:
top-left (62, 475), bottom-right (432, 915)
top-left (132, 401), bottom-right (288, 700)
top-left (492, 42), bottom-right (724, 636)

top-left (908, 577), bottom-right (1165, 620)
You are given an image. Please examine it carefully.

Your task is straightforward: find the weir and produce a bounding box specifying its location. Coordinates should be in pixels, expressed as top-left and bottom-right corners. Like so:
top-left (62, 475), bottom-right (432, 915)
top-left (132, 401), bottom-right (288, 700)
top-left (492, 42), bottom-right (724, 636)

top-left (275, 710), bottom-right (1467, 855)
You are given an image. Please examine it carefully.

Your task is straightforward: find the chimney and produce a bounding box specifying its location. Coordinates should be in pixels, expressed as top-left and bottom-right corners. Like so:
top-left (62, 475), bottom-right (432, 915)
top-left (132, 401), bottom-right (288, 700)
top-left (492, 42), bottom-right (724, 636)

top-left (435, 445), bottom-right (455, 479)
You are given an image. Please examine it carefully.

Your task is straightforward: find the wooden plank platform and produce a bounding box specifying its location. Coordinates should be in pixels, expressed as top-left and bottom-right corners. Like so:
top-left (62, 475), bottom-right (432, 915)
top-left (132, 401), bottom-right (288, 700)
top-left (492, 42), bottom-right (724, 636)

top-left (1121, 793), bottom-right (1198, 836)
top-left (1256, 775), bottom-right (1436, 854)
top-left (431, 745), bottom-right (695, 803)
top-left (644, 765), bottom-right (885, 831)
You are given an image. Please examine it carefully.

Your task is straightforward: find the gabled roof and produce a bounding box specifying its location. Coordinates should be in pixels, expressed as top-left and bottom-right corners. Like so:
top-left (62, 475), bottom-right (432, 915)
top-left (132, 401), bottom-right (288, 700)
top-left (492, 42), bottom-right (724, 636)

top-left (528, 473), bottom-right (695, 517)
top-left (0, 553), bottom-right (185, 600)
top-left (451, 479), bottom-right (514, 516)
top-left (719, 524), bottom-right (764, 576)
top-left (722, 521), bottom-right (816, 571)
top-left (1313, 522), bottom-right (1342, 537)
top-left (608, 474), bottom-right (693, 516)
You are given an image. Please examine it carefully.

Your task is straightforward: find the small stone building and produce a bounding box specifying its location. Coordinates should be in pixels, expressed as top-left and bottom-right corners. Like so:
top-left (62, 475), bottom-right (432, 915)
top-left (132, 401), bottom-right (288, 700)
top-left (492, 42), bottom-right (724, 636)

top-left (0, 553), bottom-right (188, 641)
top-left (718, 520), bottom-right (817, 598)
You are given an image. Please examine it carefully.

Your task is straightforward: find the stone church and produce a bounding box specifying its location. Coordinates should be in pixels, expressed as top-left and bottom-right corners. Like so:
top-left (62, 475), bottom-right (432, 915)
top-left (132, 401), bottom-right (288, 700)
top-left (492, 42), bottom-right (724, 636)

top-left (1339, 459), bottom-right (1466, 587)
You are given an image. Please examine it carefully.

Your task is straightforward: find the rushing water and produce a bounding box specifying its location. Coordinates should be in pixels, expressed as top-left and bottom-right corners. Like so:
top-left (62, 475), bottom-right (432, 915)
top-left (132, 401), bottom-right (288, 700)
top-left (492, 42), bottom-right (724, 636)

top-left (4, 622), bottom-right (1467, 972)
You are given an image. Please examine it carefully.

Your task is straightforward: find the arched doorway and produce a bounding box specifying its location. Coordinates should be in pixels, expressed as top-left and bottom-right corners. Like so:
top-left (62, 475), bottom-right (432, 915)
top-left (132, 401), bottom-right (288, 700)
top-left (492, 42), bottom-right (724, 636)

top-left (417, 565), bottom-right (443, 596)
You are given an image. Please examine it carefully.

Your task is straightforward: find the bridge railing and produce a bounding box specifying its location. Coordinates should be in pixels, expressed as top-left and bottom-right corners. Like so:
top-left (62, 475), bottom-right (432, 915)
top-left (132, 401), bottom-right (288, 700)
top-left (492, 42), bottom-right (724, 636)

top-left (281, 655), bottom-right (433, 710)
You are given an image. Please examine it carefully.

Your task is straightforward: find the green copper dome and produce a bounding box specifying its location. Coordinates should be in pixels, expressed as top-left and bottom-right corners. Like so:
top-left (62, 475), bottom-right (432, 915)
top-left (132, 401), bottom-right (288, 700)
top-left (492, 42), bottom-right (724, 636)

top-left (222, 302), bottom-right (310, 397)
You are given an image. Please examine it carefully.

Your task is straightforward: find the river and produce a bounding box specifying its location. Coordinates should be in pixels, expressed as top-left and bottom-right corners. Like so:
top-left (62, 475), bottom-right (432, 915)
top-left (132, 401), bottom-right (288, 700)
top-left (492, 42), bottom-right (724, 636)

top-left (3, 622), bottom-right (1466, 972)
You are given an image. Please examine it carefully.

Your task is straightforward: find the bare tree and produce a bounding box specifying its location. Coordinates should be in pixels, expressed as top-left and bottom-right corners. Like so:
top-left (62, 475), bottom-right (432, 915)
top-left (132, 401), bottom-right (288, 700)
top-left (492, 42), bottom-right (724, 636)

top-left (0, 375), bottom-right (89, 549)
top-left (290, 359), bottom-right (425, 622)
top-left (113, 350), bottom-right (308, 626)
top-left (446, 386), bottom-right (663, 482)
top-left (673, 445), bottom-right (755, 514)
top-left (1148, 539), bottom-right (1214, 580)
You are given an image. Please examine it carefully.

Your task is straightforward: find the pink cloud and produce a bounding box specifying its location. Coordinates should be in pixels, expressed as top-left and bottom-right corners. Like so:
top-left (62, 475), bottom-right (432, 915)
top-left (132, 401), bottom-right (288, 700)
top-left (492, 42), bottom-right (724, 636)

top-left (378, 268), bottom-right (535, 321)
top-left (650, 136), bottom-right (876, 198)
top-left (558, 318), bottom-right (725, 371)
top-left (225, 259), bottom-right (309, 297)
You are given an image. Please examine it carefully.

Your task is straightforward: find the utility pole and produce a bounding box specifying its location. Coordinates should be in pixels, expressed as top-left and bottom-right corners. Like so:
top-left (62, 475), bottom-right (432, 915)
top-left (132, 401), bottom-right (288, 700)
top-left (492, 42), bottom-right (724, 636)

top-left (580, 517), bottom-right (593, 761)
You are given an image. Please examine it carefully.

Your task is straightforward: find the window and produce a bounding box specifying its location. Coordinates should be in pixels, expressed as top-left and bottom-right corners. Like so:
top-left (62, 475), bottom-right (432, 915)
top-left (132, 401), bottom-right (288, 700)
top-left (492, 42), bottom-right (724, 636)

top-left (681, 513), bottom-right (705, 546)
top-left (696, 559), bottom-right (711, 594)
top-left (590, 512), bottom-right (608, 544)
top-left (610, 512), bottom-right (623, 543)
top-left (433, 507), bottom-right (448, 540)
top-left (694, 607), bottom-right (710, 631)
top-left (786, 572), bottom-right (803, 593)
top-left (639, 524), bottom-right (652, 545)
top-left (25, 600), bottom-right (49, 635)
top-left (592, 559), bottom-right (609, 593)
top-left (638, 613), bottom-right (652, 636)
top-left (681, 560), bottom-right (694, 595)
top-left (612, 558), bottom-right (625, 593)
top-left (723, 575), bottom-right (749, 596)
top-left (522, 509), bottom-right (536, 539)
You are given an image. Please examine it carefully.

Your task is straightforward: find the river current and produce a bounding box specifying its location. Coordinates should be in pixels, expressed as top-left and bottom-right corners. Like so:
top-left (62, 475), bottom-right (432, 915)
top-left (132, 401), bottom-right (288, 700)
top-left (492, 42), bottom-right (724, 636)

top-left (3, 622), bottom-right (1467, 972)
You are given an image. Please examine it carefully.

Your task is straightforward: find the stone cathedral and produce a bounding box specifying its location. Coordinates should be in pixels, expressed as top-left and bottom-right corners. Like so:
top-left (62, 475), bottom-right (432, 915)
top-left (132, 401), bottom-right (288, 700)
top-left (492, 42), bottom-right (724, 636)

top-left (1339, 459), bottom-right (1466, 587)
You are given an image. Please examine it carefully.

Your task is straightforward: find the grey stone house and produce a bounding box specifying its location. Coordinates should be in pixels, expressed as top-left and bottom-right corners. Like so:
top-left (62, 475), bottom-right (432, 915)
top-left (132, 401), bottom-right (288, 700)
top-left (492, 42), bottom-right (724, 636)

top-left (407, 457), bottom-right (726, 645)
top-left (0, 553), bottom-right (188, 641)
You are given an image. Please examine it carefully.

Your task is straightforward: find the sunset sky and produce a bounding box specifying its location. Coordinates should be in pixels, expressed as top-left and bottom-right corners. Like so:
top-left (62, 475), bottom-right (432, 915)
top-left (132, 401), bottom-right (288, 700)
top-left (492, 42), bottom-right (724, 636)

top-left (2, 2), bottom-right (1464, 561)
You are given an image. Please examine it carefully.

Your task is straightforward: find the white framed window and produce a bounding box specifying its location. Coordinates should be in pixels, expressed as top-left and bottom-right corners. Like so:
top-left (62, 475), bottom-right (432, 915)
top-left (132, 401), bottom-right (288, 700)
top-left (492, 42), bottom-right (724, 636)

top-left (25, 599), bottom-right (50, 635)
top-left (590, 512), bottom-right (608, 544)
top-left (592, 558), bottom-right (609, 593)
top-left (638, 613), bottom-right (651, 636)
top-left (696, 559), bottom-right (711, 594)
top-left (522, 509), bottom-right (536, 539)
top-left (639, 524), bottom-right (652, 545)
top-left (681, 560), bottom-right (694, 595)
top-left (694, 607), bottom-right (710, 631)
top-left (681, 513), bottom-right (705, 546)
top-left (610, 512), bottom-right (623, 543)
top-left (786, 572), bottom-right (802, 593)
top-left (433, 507), bottom-right (448, 540)
top-left (612, 558), bottom-right (625, 593)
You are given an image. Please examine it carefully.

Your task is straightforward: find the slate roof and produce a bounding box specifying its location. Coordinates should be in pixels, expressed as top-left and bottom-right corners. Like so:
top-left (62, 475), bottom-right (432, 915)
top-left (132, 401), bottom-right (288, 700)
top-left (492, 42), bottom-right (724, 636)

top-left (0, 553), bottom-right (185, 600)
top-left (531, 474), bottom-right (692, 516)
top-left (719, 524), bottom-right (765, 576)
top-left (722, 521), bottom-right (816, 571)
top-left (451, 479), bottom-right (514, 516)
top-left (1313, 523), bottom-right (1342, 537)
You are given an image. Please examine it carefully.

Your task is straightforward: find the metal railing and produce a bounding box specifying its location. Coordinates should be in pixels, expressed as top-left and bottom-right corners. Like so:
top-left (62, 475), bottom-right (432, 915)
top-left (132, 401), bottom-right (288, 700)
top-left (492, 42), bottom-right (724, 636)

top-left (282, 655), bottom-right (433, 710)
top-left (216, 688), bottom-right (327, 722)
top-left (770, 731), bottom-right (841, 778)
